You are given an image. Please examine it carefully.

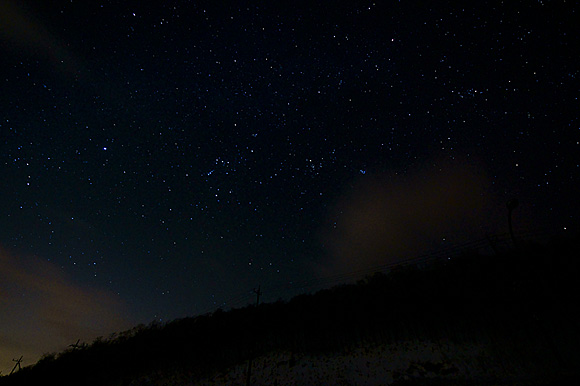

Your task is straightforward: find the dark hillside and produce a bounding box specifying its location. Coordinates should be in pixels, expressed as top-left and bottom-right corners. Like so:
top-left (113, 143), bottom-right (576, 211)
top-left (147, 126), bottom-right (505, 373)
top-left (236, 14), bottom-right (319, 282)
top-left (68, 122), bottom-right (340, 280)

top-left (1, 233), bottom-right (579, 385)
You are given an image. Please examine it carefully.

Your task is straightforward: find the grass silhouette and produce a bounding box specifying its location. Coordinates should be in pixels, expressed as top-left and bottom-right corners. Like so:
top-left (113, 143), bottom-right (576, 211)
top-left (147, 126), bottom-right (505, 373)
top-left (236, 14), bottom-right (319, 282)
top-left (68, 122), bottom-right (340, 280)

top-left (1, 231), bottom-right (578, 386)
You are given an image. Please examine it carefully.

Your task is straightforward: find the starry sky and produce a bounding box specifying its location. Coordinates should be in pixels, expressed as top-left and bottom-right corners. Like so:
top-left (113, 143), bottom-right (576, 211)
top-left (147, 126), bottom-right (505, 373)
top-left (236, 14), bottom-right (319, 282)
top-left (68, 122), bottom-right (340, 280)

top-left (1, 0), bottom-right (579, 372)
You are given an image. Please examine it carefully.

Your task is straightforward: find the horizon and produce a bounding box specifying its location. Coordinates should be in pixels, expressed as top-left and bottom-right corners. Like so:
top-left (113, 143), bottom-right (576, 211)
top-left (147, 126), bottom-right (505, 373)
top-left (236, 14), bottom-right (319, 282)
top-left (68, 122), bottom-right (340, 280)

top-left (1, 0), bottom-right (578, 374)
top-left (1, 226), bottom-right (575, 374)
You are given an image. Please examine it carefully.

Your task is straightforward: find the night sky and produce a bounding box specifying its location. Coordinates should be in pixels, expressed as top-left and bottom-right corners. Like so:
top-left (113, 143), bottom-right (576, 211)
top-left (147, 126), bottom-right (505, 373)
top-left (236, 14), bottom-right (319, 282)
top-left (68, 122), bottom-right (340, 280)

top-left (1, 0), bottom-right (579, 372)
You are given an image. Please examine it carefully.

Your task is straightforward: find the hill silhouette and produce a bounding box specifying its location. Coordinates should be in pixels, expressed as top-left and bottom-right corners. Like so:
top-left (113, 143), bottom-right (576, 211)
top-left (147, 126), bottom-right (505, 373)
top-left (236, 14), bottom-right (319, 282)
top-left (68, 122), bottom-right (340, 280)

top-left (1, 232), bottom-right (579, 385)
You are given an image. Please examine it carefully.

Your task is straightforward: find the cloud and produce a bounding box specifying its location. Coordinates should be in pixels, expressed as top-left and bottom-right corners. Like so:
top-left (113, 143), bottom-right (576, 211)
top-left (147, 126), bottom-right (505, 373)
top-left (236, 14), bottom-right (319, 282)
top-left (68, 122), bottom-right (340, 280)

top-left (0, 247), bottom-right (133, 374)
top-left (0, 0), bottom-right (87, 74)
top-left (318, 157), bottom-right (499, 277)
top-left (0, 1), bottom-right (62, 61)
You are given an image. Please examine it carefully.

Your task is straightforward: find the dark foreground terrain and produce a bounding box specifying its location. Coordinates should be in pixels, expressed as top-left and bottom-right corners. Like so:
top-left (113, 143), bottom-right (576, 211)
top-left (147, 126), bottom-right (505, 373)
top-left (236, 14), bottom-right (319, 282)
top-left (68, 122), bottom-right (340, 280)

top-left (1, 233), bottom-right (579, 385)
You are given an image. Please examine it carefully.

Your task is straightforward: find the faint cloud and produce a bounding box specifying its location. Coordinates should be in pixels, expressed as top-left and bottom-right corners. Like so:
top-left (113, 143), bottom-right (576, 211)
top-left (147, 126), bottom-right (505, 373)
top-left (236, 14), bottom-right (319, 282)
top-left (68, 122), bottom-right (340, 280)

top-left (0, 248), bottom-right (133, 373)
top-left (318, 157), bottom-right (499, 277)
top-left (0, 1), bottom-right (94, 83)
top-left (0, 1), bottom-right (43, 47)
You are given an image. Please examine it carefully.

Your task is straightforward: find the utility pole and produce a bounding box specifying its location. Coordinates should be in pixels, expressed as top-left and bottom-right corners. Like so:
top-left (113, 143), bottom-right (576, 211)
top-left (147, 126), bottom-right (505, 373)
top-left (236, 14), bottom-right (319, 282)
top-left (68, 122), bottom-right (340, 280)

top-left (69, 339), bottom-right (81, 350)
top-left (246, 285), bottom-right (262, 386)
top-left (10, 356), bottom-right (23, 375)
top-left (254, 285), bottom-right (262, 306)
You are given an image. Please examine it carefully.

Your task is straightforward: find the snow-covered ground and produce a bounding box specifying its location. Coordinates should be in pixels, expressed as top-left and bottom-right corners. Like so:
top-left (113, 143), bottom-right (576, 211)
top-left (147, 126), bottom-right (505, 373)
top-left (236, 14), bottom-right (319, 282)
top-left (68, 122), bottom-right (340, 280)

top-left (132, 336), bottom-right (565, 386)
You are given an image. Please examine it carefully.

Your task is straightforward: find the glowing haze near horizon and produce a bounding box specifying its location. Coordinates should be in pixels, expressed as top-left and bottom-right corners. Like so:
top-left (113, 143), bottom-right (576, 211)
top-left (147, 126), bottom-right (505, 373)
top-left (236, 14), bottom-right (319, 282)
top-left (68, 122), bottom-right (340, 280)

top-left (1, 0), bottom-right (578, 372)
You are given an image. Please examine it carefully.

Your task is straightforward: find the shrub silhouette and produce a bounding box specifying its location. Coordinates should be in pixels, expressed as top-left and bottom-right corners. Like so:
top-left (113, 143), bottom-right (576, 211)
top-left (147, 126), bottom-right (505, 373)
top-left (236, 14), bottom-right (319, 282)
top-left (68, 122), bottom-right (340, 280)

top-left (1, 231), bottom-right (578, 385)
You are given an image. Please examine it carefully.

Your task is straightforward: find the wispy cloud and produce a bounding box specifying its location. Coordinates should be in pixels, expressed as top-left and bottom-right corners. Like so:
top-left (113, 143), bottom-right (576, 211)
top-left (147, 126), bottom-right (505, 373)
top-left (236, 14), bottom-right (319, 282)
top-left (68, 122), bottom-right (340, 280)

top-left (0, 248), bottom-right (134, 374)
top-left (318, 157), bottom-right (501, 277)
top-left (0, 1), bottom-right (79, 72)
